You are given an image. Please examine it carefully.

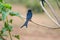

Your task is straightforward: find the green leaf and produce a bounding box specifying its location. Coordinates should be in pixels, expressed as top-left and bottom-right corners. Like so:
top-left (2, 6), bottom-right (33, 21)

top-left (9, 11), bottom-right (20, 16)
top-left (9, 11), bottom-right (23, 19)
top-left (0, 28), bottom-right (7, 37)
top-left (14, 35), bottom-right (20, 40)
top-left (2, 11), bottom-right (9, 20)
top-left (3, 3), bottom-right (12, 9)
top-left (8, 25), bottom-right (12, 32)
top-left (4, 22), bottom-right (12, 32)
top-left (9, 19), bottom-right (13, 24)
top-left (0, 3), bottom-right (4, 13)
top-left (0, 0), bottom-right (3, 3)
top-left (4, 22), bottom-right (8, 28)
top-left (0, 17), bottom-right (2, 21)
top-left (1, 27), bottom-right (7, 34)
top-left (0, 38), bottom-right (3, 40)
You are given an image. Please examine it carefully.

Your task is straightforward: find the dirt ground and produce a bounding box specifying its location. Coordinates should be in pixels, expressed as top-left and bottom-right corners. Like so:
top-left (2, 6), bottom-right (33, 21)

top-left (0, 4), bottom-right (60, 40)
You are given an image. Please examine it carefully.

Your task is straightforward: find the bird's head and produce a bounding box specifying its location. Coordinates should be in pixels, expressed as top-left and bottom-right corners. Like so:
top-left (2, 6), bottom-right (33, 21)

top-left (28, 9), bottom-right (32, 12)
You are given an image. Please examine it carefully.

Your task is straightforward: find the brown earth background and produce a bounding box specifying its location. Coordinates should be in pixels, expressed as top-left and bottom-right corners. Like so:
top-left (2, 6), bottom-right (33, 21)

top-left (0, 4), bottom-right (60, 40)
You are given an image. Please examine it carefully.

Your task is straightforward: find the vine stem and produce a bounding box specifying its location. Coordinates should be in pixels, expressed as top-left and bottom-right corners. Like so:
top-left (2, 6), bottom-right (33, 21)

top-left (8, 31), bottom-right (12, 40)
top-left (6, 17), bottom-right (13, 40)
top-left (0, 36), bottom-right (6, 40)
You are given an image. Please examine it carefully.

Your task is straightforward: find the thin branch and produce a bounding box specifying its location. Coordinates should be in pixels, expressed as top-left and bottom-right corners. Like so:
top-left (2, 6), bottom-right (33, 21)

top-left (8, 31), bottom-right (12, 40)
top-left (6, 17), bottom-right (13, 40)
top-left (30, 20), bottom-right (60, 29)
top-left (45, 0), bottom-right (60, 24)
top-left (0, 36), bottom-right (6, 40)
top-left (40, 1), bottom-right (60, 27)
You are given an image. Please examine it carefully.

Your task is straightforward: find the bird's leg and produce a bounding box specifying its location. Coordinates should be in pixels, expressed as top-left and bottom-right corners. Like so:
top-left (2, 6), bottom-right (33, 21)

top-left (29, 20), bottom-right (32, 22)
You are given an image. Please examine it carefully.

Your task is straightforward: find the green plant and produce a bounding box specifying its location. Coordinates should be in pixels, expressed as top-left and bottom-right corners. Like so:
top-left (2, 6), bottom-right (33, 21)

top-left (0, 0), bottom-right (21, 40)
top-left (55, 0), bottom-right (60, 9)
top-left (25, 0), bottom-right (43, 13)
top-left (5, 0), bottom-right (43, 13)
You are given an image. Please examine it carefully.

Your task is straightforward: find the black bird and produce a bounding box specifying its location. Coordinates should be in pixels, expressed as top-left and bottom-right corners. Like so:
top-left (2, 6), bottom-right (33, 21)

top-left (41, 0), bottom-right (45, 6)
top-left (20, 9), bottom-right (32, 28)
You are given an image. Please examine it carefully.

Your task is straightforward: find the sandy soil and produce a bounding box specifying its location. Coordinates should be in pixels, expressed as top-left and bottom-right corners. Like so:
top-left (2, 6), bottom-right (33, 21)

top-left (0, 4), bottom-right (60, 40)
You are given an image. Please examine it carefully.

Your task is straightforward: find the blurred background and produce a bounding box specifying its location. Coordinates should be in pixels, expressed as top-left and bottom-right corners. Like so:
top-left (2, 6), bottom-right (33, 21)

top-left (4, 0), bottom-right (60, 13)
top-left (4, 0), bottom-right (44, 13)
top-left (1, 0), bottom-right (60, 40)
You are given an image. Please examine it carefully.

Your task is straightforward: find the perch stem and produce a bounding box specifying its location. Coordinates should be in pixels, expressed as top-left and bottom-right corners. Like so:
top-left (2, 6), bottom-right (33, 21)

top-left (8, 31), bottom-right (12, 40)
top-left (6, 17), bottom-right (13, 40)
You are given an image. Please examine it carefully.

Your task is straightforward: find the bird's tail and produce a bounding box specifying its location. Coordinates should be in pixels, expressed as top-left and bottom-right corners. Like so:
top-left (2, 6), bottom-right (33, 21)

top-left (20, 20), bottom-right (28, 28)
